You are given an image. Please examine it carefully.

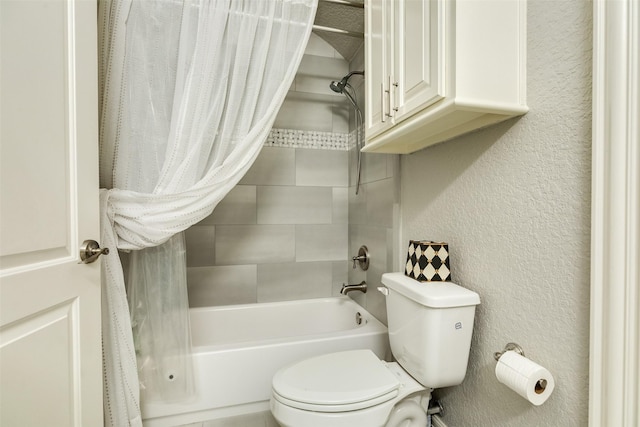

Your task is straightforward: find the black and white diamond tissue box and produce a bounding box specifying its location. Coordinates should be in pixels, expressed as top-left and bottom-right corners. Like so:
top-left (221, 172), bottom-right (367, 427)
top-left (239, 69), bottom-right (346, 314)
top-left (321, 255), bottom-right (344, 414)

top-left (405, 240), bottom-right (451, 282)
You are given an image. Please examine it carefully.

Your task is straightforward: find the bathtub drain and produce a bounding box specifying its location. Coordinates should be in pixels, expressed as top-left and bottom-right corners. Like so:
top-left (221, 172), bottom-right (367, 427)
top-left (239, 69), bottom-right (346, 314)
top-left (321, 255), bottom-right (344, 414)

top-left (355, 312), bottom-right (363, 325)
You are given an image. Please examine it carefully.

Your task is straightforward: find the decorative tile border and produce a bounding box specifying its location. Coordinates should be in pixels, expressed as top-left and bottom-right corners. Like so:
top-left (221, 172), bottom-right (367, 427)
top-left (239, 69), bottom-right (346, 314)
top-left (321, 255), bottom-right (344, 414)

top-left (266, 129), bottom-right (349, 151)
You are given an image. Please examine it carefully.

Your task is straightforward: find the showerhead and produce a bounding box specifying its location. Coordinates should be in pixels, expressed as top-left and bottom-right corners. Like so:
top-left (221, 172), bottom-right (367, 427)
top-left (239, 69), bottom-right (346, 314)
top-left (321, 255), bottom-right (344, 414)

top-left (329, 80), bottom-right (344, 93)
top-left (329, 70), bottom-right (365, 196)
top-left (329, 70), bottom-right (364, 93)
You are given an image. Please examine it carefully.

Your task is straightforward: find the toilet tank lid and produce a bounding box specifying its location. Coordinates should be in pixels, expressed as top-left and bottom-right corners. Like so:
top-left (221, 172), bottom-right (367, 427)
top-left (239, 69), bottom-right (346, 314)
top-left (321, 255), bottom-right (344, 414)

top-left (382, 273), bottom-right (480, 308)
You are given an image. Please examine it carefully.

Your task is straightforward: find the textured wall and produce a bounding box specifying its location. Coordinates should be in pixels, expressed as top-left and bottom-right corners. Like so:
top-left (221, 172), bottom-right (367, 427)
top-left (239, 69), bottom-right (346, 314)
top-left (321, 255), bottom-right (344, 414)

top-left (400, 1), bottom-right (592, 426)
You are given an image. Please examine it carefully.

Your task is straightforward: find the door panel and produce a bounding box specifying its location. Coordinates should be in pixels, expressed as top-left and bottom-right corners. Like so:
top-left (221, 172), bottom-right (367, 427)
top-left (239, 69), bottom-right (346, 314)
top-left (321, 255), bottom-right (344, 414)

top-left (0, 0), bottom-right (102, 425)
top-left (0, 0), bottom-right (71, 268)
top-left (1, 298), bottom-right (79, 426)
top-left (396, 0), bottom-right (444, 120)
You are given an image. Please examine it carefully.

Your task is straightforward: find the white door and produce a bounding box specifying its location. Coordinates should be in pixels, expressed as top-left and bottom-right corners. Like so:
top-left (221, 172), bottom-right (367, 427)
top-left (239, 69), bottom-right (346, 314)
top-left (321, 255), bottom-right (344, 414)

top-left (0, 1), bottom-right (103, 426)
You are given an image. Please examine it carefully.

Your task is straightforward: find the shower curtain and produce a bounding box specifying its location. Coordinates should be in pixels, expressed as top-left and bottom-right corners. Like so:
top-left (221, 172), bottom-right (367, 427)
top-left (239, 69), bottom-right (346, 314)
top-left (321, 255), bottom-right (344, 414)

top-left (97, 0), bottom-right (317, 425)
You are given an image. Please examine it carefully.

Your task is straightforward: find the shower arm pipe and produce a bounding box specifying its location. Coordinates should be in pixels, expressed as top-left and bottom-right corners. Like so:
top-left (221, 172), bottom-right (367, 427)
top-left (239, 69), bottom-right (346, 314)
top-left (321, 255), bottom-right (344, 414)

top-left (329, 71), bottom-right (364, 195)
top-left (312, 25), bottom-right (363, 38)
top-left (342, 84), bottom-right (364, 195)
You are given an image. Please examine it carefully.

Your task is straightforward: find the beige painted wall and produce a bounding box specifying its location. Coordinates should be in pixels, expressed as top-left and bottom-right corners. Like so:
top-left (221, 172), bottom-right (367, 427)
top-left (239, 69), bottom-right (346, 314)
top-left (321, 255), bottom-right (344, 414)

top-left (400, 1), bottom-right (592, 425)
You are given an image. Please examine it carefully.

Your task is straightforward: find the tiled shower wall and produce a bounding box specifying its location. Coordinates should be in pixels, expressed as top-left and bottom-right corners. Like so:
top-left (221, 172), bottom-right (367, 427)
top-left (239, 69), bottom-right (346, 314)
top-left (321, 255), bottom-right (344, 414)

top-left (186, 144), bottom-right (351, 306)
top-left (346, 45), bottom-right (400, 325)
top-left (185, 36), bottom-right (401, 322)
top-left (185, 34), bottom-right (353, 307)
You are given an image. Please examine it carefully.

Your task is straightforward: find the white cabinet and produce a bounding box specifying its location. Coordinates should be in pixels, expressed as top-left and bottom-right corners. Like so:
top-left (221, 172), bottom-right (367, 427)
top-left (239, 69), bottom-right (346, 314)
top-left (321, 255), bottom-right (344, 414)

top-left (365, 0), bottom-right (444, 139)
top-left (365, 0), bottom-right (393, 138)
top-left (364, 0), bottom-right (527, 154)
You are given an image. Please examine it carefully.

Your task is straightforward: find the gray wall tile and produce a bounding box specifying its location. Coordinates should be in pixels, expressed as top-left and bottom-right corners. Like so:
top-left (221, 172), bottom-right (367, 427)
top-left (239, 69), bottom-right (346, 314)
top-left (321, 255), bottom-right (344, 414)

top-left (361, 152), bottom-right (388, 184)
top-left (240, 147), bottom-right (295, 186)
top-left (296, 224), bottom-right (348, 262)
top-left (296, 149), bottom-right (348, 187)
top-left (257, 261), bottom-right (332, 302)
top-left (200, 185), bottom-right (256, 225)
top-left (332, 187), bottom-right (348, 224)
top-left (365, 177), bottom-right (397, 228)
top-left (185, 225), bottom-right (215, 267)
top-left (386, 154), bottom-right (400, 178)
top-left (187, 265), bottom-right (257, 307)
top-left (348, 183), bottom-right (367, 225)
top-left (274, 96), bottom-right (334, 132)
top-left (215, 225), bottom-right (295, 265)
top-left (257, 186), bottom-right (332, 224)
top-left (332, 103), bottom-right (350, 134)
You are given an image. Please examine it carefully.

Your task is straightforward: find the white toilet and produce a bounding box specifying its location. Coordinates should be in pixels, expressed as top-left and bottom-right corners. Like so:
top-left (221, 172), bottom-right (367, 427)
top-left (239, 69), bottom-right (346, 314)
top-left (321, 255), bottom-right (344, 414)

top-left (270, 272), bottom-right (481, 427)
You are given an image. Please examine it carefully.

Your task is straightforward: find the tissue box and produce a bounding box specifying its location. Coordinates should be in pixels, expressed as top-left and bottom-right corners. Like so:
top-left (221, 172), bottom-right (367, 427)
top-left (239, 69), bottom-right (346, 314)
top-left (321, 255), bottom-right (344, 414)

top-left (405, 240), bottom-right (451, 282)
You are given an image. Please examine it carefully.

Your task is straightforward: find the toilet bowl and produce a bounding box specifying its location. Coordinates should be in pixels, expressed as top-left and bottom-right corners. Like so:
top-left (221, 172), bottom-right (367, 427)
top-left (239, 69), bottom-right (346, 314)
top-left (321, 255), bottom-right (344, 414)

top-left (270, 272), bottom-right (481, 427)
top-left (269, 349), bottom-right (430, 427)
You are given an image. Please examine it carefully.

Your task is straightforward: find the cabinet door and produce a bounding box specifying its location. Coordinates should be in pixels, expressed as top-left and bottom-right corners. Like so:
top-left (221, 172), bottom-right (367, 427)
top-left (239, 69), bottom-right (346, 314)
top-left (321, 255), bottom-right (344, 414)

top-left (365, 0), bottom-right (394, 139)
top-left (394, 0), bottom-right (444, 122)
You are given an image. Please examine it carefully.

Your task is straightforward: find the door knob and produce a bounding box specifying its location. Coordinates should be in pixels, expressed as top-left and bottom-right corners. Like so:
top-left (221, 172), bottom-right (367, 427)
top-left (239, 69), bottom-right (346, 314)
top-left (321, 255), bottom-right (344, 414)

top-left (79, 239), bottom-right (109, 264)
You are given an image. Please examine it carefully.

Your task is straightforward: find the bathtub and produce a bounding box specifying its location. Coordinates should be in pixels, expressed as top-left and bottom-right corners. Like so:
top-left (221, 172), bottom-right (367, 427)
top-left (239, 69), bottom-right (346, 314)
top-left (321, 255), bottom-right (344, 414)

top-left (142, 297), bottom-right (390, 427)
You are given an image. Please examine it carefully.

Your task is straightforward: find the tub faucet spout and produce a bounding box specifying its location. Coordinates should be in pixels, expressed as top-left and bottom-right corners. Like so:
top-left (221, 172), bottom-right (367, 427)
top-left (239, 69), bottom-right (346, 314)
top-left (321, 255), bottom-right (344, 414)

top-left (340, 281), bottom-right (367, 295)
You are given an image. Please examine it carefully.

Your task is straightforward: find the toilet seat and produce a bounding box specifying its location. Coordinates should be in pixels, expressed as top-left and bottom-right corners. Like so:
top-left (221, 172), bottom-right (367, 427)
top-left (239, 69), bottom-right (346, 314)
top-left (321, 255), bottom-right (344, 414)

top-left (272, 389), bottom-right (399, 412)
top-left (272, 349), bottom-right (401, 413)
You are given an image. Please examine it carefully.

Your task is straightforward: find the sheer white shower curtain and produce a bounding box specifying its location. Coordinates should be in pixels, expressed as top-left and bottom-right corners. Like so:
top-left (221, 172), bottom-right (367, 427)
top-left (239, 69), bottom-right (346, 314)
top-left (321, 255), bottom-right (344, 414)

top-left (98, 0), bottom-right (317, 425)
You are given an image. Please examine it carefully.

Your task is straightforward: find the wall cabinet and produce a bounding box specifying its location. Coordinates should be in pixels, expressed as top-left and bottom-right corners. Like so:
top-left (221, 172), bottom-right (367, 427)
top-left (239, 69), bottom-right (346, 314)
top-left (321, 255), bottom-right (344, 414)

top-left (364, 0), bottom-right (527, 154)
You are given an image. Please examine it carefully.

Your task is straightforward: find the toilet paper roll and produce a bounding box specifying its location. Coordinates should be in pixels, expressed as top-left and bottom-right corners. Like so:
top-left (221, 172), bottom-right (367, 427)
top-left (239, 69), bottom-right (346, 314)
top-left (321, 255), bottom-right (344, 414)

top-left (495, 351), bottom-right (555, 406)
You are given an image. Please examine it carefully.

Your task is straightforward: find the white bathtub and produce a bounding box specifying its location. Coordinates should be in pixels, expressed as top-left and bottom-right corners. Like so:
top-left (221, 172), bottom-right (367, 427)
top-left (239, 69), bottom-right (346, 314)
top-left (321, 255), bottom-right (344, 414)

top-left (142, 297), bottom-right (390, 426)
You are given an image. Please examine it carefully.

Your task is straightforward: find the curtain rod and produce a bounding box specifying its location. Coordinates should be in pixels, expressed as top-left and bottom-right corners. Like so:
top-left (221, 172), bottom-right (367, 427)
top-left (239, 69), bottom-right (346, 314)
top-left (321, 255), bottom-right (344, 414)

top-left (312, 25), bottom-right (363, 38)
top-left (319, 0), bottom-right (364, 8)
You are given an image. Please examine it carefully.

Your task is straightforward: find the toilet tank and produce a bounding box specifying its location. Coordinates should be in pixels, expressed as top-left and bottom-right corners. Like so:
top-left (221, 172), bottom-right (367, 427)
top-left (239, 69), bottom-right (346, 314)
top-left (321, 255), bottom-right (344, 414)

top-left (381, 273), bottom-right (480, 389)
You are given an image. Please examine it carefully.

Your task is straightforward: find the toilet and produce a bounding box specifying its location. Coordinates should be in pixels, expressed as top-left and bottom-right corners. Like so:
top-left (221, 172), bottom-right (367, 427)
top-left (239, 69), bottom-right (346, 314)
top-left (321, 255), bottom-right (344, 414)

top-left (270, 272), bottom-right (481, 427)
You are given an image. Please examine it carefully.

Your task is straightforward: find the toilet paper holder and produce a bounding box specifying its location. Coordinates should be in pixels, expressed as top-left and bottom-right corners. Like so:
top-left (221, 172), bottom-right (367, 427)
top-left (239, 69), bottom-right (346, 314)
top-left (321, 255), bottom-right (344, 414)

top-left (493, 342), bottom-right (554, 403)
top-left (493, 342), bottom-right (525, 361)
